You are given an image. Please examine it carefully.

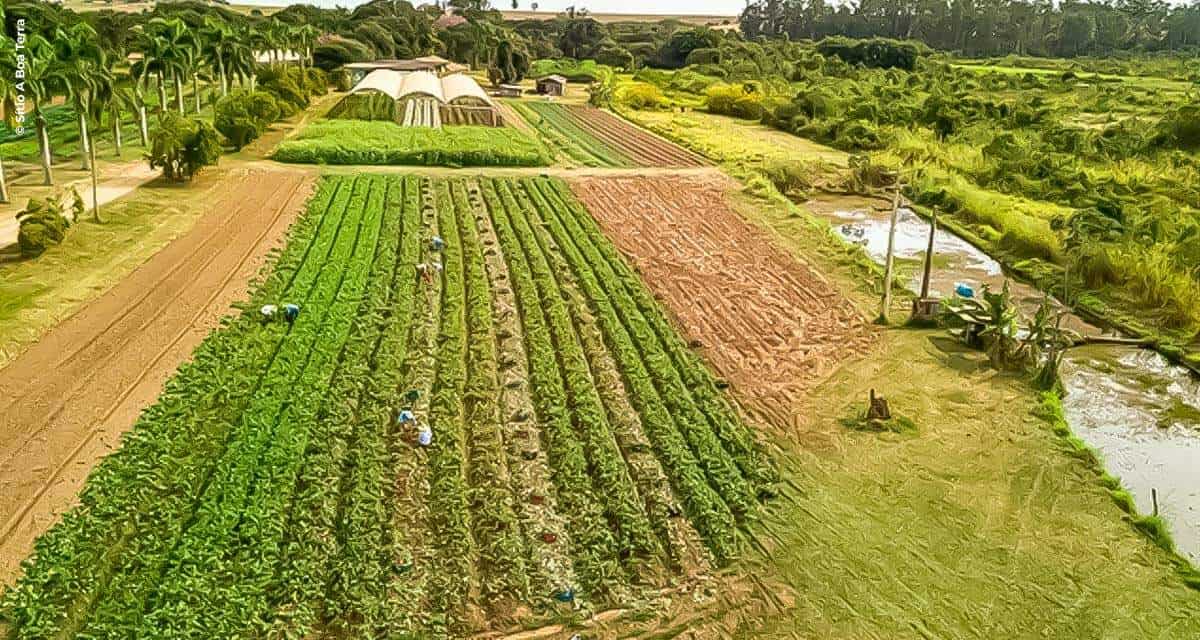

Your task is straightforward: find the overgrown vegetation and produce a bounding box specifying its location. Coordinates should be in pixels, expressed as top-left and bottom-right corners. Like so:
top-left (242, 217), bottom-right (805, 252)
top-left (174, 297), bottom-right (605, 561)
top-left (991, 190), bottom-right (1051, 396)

top-left (15, 194), bottom-right (72, 258)
top-left (273, 120), bottom-right (549, 167)
top-left (148, 112), bottom-right (223, 181)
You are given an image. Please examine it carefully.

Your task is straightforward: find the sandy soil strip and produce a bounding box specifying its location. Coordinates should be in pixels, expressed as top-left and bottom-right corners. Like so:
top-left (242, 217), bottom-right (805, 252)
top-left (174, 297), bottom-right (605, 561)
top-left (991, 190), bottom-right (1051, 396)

top-left (568, 175), bottom-right (874, 430)
top-left (0, 167), bottom-right (315, 585)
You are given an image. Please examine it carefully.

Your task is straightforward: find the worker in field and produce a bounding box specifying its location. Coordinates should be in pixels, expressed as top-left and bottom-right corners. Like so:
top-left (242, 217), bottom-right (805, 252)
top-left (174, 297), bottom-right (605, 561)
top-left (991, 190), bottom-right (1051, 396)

top-left (283, 303), bottom-right (301, 326)
top-left (260, 304), bottom-right (278, 324)
top-left (417, 423), bottom-right (433, 447)
top-left (430, 235), bottom-right (445, 252)
top-left (396, 409), bottom-right (416, 427)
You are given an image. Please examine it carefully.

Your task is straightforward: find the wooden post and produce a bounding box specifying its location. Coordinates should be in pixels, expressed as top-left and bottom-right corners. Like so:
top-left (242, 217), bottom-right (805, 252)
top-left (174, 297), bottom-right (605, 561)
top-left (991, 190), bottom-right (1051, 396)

top-left (879, 180), bottom-right (902, 323)
top-left (1152, 488), bottom-right (1159, 517)
top-left (919, 210), bottom-right (937, 300)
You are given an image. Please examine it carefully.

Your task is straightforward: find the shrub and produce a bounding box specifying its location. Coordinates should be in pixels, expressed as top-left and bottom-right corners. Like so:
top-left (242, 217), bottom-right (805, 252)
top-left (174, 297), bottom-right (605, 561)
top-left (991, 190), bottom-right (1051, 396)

top-left (761, 160), bottom-right (814, 198)
top-left (685, 47), bottom-right (721, 66)
top-left (594, 44), bottom-right (634, 70)
top-left (16, 195), bottom-right (71, 258)
top-left (214, 91), bottom-right (281, 150)
top-left (815, 36), bottom-right (924, 71)
top-left (704, 82), bottom-right (766, 120)
top-left (149, 112), bottom-right (223, 181)
top-left (615, 82), bottom-right (665, 110)
top-left (333, 68), bottom-right (353, 92)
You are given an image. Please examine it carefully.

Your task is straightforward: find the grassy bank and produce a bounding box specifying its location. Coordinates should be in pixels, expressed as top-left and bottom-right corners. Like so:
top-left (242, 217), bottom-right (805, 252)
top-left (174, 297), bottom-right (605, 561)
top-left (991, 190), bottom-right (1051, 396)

top-left (272, 120), bottom-right (550, 167)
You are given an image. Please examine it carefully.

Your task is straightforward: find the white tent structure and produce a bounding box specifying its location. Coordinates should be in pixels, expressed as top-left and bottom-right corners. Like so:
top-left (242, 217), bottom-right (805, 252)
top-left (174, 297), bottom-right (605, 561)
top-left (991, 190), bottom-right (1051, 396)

top-left (345, 70), bottom-right (501, 128)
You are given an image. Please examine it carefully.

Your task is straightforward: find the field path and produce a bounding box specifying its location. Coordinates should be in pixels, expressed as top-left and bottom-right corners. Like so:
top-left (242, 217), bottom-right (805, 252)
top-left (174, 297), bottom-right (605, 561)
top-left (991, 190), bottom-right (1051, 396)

top-left (0, 167), bottom-right (315, 585)
top-left (568, 174), bottom-right (875, 430)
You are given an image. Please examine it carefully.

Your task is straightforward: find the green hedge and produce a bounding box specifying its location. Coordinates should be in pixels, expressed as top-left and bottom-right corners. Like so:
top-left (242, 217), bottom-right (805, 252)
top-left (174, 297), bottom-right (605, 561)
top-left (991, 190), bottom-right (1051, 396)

top-left (273, 120), bottom-right (550, 167)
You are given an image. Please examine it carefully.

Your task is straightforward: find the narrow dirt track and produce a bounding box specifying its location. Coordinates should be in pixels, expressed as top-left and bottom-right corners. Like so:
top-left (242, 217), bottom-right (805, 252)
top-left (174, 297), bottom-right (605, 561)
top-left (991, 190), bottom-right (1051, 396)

top-left (569, 175), bottom-right (874, 430)
top-left (0, 167), bottom-right (315, 585)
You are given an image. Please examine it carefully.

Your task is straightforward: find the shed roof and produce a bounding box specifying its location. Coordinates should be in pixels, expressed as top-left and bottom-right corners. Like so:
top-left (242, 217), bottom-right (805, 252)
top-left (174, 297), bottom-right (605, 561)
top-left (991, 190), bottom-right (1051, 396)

top-left (537, 74), bottom-right (568, 85)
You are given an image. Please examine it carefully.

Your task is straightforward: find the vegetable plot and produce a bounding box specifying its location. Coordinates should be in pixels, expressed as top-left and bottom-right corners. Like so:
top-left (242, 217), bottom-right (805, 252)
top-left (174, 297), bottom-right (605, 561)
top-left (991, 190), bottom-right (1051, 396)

top-left (0, 175), bottom-right (772, 638)
top-left (505, 101), bottom-right (707, 168)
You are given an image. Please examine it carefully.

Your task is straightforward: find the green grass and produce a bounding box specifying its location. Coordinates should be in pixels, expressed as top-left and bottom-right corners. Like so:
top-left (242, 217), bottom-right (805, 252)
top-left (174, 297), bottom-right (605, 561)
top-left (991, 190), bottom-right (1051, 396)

top-left (272, 120), bottom-right (550, 167)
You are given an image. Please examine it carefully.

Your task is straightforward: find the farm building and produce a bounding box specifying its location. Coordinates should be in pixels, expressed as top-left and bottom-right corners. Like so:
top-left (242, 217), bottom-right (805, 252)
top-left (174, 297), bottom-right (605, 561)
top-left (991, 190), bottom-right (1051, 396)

top-left (536, 75), bottom-right (567, 96)
top-left (333, 70), bottom-right (503, 127)
top-left (496, 84), bottom-right (523, 97)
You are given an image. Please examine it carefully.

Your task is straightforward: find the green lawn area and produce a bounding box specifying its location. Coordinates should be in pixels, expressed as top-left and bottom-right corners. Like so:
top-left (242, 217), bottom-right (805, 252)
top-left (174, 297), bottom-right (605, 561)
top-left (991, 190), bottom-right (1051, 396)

top-left (272, 119), bottom-right (550, 167)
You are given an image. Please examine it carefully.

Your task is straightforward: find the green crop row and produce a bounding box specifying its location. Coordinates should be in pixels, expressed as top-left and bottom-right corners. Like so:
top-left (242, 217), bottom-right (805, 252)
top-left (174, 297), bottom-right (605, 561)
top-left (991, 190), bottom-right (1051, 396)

top-left (496, 178), bottom-right (662, 564)
top-left (480, 178), bottom-right (625, 598)
top-left (451, 180), bottom-right (532, 613)
top-left (520, 177), bottom-right (753, 562)
top-left (542, 179), bottom-right (778, 492)
top-left (507, 101), bottom-right (632, 167)
top-left (272, 120), bottom-right (551, 167)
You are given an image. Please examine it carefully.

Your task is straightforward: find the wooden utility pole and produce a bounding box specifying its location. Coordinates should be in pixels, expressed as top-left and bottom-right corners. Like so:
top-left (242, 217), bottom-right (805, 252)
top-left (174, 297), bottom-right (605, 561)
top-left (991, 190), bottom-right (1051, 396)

top-left (879, 179), bottom-right (902, 324)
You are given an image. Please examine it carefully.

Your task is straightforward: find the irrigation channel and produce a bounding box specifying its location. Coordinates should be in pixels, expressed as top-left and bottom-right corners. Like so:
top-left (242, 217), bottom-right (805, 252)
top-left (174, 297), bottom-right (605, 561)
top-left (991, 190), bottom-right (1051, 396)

top-left (819, 204), bottom-right (1200, 563)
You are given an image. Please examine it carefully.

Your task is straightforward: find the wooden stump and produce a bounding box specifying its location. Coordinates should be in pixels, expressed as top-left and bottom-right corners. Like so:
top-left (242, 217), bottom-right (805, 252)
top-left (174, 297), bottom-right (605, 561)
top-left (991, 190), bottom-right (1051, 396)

top-left (867, 388), bottom-right (891, 421)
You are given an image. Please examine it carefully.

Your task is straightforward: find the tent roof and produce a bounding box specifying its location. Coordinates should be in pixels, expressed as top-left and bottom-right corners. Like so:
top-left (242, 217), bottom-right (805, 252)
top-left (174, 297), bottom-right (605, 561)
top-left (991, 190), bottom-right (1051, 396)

top-left (348, 70), bottom-right (493, 107)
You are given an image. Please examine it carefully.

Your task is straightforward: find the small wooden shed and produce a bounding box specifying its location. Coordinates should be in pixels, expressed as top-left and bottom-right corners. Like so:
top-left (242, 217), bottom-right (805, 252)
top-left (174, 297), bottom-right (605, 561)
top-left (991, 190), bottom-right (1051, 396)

top-left (496, 84), bottom-right (523, 98)
top-left (535, 75), bottom-right (567, 97)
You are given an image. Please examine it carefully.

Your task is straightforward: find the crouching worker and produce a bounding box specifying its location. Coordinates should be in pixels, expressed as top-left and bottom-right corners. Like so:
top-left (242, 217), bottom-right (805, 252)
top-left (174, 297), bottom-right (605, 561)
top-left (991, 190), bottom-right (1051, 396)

top-left (283, 303), bottom-right (301, 326)
top-left (260, 304), bottom-right (278, 325)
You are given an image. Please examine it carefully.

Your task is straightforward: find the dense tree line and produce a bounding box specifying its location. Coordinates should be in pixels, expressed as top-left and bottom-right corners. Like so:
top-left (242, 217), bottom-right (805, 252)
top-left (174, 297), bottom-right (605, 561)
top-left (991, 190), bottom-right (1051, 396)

top-left (740, 0), bottom-right (1200, 57)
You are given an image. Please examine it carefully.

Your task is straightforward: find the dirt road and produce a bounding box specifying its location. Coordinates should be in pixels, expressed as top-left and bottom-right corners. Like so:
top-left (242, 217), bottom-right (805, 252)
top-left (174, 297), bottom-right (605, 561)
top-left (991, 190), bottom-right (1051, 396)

top-left (0, 168), bottom-right (314, 585)
top-left (569, 174), bottom-right (875, 429)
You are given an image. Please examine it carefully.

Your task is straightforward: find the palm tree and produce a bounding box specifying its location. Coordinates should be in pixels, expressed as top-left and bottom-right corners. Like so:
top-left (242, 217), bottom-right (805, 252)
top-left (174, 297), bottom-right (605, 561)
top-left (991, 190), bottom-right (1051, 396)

top-left (145, 18), bottom-right (193, 114)
top-left (128, 57), bottom-right (153, 146)
top-left (21, 35), bottom-right (59, 186)
top-left (50, 23), bottom-right (108, 171)
top-left (295, 24), bottom-right (322, 69)
top-left (201, 17), bottom-right (236, 97)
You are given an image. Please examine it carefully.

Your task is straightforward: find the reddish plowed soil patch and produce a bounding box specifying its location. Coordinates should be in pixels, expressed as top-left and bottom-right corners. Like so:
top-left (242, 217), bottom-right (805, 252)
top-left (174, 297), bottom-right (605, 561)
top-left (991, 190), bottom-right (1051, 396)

top-left (564, 105), bottom-right (708, 168)
top-left (570, 175), bottom-right (874, 430)
top-left (0, 168), bottom-right (315, 585)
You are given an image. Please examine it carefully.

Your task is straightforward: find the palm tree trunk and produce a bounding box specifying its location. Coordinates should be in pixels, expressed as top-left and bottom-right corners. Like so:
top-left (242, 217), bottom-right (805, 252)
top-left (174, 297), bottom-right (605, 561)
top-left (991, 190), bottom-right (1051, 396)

top-left (36, 111), bottom-right (54, 186)
top-left (174, 72), bottom-right (185, 113)
top-left (111, 107), bottom-right (123, 156)
top-left (193, 73), bottom-right (201, 113)
top-left (157, 71), bottom-right (168, 113)
top-left (89, 143), bottom-right (101, 223)
top-left (79, 109), bottom-right (91, 171)
top-left (218, 53), bottom-right (228, 96)
top-left (138, 104), bottom-right (149, 146)
top-left (0, 156), bottom-right (9, 204)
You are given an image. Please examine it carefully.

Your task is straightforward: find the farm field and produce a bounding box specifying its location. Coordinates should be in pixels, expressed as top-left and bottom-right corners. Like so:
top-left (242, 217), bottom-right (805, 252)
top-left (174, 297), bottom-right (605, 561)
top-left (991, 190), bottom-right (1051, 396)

top-left (506, 101), bottom-right (707, 168)
top-left (0, 173), bottom-right (774, 637)
top-left (271, 120), bottom-right (549, 167)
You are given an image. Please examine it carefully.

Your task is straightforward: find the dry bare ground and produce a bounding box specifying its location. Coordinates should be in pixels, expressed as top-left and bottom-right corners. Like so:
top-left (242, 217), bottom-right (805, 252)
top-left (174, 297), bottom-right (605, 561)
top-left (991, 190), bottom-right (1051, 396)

top-left (569, 174), bottom-right (875, 430)
top-left (0, 168), bottom-right (314, 584)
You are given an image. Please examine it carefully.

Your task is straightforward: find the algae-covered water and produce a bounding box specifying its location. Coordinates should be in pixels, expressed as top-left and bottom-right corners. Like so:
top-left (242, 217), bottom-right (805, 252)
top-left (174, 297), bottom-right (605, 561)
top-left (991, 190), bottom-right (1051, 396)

top-left (822, 204), bottom-right (1200, 562)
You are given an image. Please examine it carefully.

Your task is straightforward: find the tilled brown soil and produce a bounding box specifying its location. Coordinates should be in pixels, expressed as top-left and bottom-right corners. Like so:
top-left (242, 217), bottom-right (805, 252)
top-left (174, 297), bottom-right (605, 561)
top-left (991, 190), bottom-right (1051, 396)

top-left (0, 168), bottom-right (314, 585)
top-left (569, 175), bottom-right (874, 430)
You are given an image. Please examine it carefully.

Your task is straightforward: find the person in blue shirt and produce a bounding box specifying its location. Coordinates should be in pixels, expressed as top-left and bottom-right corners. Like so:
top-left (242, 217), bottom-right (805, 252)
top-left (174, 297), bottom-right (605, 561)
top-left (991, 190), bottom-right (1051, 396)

top-left (283, 303), bottom-right (301, 326)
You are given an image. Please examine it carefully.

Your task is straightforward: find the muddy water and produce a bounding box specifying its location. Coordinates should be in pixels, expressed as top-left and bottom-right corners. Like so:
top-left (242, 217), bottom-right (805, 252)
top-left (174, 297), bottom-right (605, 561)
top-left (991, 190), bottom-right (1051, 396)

top-left (820, 204), bottom-right (1200, 563)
